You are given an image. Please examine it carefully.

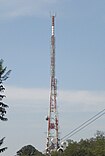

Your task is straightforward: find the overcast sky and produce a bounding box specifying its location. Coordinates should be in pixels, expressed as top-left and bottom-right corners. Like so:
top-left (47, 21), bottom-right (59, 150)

top-left (0, 0), bottom-right (105, 155)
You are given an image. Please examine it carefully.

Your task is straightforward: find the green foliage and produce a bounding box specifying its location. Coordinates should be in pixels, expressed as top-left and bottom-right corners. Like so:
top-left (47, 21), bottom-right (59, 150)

top-left (0, 137), bottom-right (7, 153)
top-left (63, 131), bottom-right (105, 156)
top-left (15, 132), bottom-right (105, 156)
top-left (0, 59), bottom-right (11, 153)
top-left (16, 145), bottom-right (45, 156)
top-left (51, 151), bottom-right (63, 156)
top-left (0, 59), bottom-right (9, 121)
top-left (26, 131), bottom-right (104, 156)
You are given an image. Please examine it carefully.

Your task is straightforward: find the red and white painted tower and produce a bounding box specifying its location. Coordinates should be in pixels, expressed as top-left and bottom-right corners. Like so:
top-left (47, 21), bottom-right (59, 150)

top-left (46, 16), bottom-right (60, 155)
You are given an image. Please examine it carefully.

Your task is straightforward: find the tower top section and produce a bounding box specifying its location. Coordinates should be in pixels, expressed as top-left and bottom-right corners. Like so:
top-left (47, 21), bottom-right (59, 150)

top-left (52, 16), bottom-right (55, 26)
top-left (51, 15), bottom-right (55, 36)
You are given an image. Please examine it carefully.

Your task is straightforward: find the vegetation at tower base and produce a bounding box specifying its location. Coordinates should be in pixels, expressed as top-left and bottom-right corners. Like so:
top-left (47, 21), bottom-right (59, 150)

top-left (16, 145), bottom-right (45, 156)
top-left (0, 59), bottom-right (11, 153)
top-left (51, 131), bottom-right (105, 156)
top-left (15, 131), bottom-right (105, 156)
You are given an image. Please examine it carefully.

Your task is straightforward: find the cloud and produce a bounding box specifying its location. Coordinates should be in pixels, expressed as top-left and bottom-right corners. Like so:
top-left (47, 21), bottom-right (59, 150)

top-left (2, 85), bottom-right (105, 156)
top-left (5, 85), bottom-right (49, 102)
top-left (0, 0), bottom-right (59, 19)
top-left (58, 90), bottom-right (105, 112)
top-left (5, 85), bottom-right (105, 112)
top-left (59, 90), bottom-right (105, 103)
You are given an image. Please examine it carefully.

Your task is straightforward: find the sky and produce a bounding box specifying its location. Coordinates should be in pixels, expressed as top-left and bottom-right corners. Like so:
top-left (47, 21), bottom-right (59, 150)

top-left (0, 0), bottom-right (105, 155)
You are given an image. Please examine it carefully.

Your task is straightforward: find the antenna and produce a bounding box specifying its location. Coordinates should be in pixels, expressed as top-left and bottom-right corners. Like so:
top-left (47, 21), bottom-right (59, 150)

top-left (46, 15), bottom-right (60, 155)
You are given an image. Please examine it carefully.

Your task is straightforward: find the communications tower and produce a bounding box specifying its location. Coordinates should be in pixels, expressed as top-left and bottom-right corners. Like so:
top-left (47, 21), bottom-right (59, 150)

top-left (46, 16), bottom-right (60, 155)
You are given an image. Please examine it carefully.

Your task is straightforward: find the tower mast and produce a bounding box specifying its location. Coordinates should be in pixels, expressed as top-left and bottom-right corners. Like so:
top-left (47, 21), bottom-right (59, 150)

top-left (46, 15), bottom-right (60, 155)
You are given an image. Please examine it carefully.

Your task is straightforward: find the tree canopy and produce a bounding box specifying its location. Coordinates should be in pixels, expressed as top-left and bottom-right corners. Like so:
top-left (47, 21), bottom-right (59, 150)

top-left (51, 131), bottom-right (105, 156)
top-left (0, 59), bottom-right (11, 153)
top-left (16, 145), bottom-right (45, 156)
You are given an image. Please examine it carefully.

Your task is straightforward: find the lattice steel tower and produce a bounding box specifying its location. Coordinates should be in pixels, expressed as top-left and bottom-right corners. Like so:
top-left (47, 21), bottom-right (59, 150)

top-left (46, 16), bottom-right (60, 155)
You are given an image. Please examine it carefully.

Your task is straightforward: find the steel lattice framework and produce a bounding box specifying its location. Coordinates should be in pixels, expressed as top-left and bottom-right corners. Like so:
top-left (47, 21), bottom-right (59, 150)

top-left (46, 16), bottom-right (60, 155)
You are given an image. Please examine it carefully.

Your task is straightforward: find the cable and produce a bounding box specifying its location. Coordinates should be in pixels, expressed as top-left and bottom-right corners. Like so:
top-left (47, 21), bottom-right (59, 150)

top-left (61, 109), bottom-right (105, 140)
top-left (61, 108), bottom-right (105, 140)
top-left (63, 112), bottom-right (105, 141)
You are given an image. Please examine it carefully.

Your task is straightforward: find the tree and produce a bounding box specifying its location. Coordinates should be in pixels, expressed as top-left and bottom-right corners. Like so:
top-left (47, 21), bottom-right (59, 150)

top-left (63, 131), bottom-right (105, 156)
top-left (16, 145), bottom-right (45, 156)
top-left (0, 59), bottom-right (11, 153)
top-left (14, 132), bottom-right (105, 156)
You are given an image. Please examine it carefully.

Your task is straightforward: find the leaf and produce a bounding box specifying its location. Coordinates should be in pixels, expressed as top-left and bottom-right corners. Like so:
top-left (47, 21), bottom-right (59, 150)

top-left (0, 116), bottom-right (8, 121)
top-left (0, 85), bottom-right (5, 91)
top-left (0, 67), bottom-right (7, 77)
top-left (0, 107), bottom-right (6, 114)
top-left (0, 147), bottom-right (7, 153)
top-left (0, 137), bottom-right (5, 146)
top-left (1, 70), bottom-right (11, 81)
top-left (0, 102), bottom-right (8, 108)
